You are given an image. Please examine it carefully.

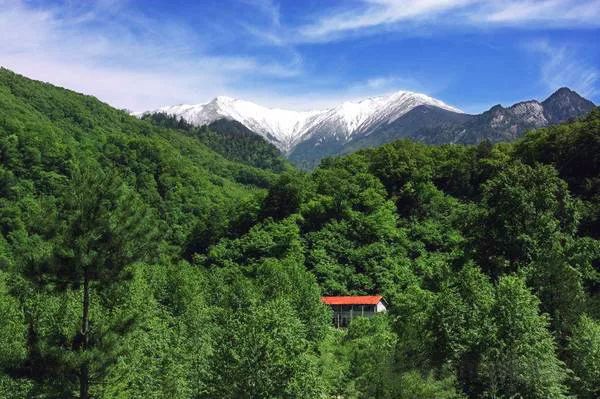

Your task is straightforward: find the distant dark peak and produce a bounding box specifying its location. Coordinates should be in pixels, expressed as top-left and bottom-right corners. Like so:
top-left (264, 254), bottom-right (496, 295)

top-left (543, 87), bottom-right (588, 104)
top-left (542, 87), bottom-right (595, 124)
top-left (552, 87), bottom-right (575, 96)
top-left (488, 104), bottom-right (505, 112)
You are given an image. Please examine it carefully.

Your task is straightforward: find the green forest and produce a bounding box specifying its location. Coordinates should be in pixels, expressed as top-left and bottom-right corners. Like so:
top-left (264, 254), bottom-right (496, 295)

top-left (0, 67), bottom-right (599, 398)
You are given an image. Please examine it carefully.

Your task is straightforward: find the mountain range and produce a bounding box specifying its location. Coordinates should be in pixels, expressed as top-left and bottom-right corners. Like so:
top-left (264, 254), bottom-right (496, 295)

top-left (139, 87), bottom-right (595, 168)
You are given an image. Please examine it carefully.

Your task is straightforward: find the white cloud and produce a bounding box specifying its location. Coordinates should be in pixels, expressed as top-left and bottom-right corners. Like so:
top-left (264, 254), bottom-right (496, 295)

top-left (2, 0), bottom-right (597, 112)
top-left (0, 0), bottom-right (302, 111)
top-left (242, 0), bottom-right (281, 27)
top-left (528, 40), bottom-right (599, 98)
top-left (296, 0), bottom-right (600, 42)
top-left (483, 0), bottom-right (600, 26)
top-left (0, 1), bottom-right (432, 112)
top-left (299, 0), bottom-right (476, 41)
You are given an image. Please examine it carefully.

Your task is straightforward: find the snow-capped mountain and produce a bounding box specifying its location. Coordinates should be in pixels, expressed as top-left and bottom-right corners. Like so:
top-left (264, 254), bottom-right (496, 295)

top-left (334, 88), bottom-right (595, 155)
top-left (148, 96), bottom-right (321, 152)
top-left (138, 87), bottom-right (595, 169)
top-left (139, 91), bottom-right (461, 153)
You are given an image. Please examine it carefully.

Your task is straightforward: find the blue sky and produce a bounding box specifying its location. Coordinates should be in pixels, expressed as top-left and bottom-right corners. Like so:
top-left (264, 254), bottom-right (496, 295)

top-left (1, 0), bottom-right (599, 112)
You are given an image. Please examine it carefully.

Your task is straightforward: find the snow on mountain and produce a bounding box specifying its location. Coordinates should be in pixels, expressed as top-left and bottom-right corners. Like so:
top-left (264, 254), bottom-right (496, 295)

top-left (138, 91), bottom-right (461, 153)
top-left (151, 96), bottom-right (321, 152)
top-left (304, 91), bottom-right (461, 141)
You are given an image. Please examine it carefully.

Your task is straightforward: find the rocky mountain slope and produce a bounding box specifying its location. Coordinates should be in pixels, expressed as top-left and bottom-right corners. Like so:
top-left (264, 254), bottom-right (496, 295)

top-left (292, 88), bottom-right (595, 167)
top-left (138, 91), bottom-right (461, 153)
top-left (140, 88), bottom-right (595, 168)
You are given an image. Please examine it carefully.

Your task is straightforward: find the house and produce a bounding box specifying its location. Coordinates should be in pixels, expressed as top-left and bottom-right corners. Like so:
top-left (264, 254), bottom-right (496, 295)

top-left (321, 295), bottom-right (387, 328)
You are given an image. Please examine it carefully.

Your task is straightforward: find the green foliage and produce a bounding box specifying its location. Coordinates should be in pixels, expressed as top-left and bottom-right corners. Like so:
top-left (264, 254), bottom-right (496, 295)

top-left (393, 371), bottom-right (466, 399)
top-left (481, 276), bottom-right (569, 399)
top-left (96, 262), bottom-right (213, 399)
top-left (514, 108), bottom-right (600, 236)
top-left (260, 171), bottom-right (312, 220)
top-left (476, 161), bottom-right (579, 276)
top-left (345, 316), bottom-right (398, 398)
top-left (43, 164), bottom-right (158, 284)
top-left (0, 272), bottom-right (30, 398)
top-left (321, 316), bottom-right (466, 399)
top-left (567, 315), bottom-right (600, 399)
top-left (142, 113), bottom-right (289, 173)
top-left (525, 239), bottom-right (589, 339)
top-left (0, 69), bottom-right (599, 398)
top-left (207, 299), bottom-right (323, 399)
top-left (429, 264), bottom-right (495, 396)
top-left (0, 272), bottom-right (26, 368)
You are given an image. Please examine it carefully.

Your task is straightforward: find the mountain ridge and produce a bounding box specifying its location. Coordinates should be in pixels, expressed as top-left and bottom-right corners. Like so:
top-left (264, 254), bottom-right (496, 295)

top-left (139, 88), bottom-right (595, 169)
top-left (290, 88), bottom-right (595, 167)
top-left (137, 90), bottom-right (461, 153)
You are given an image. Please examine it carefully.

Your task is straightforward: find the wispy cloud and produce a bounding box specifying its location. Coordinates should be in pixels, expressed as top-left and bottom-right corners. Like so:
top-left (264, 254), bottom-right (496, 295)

top-left (242, 0), bottom-right (282, 27)
top-left (296, 0), bottom-right (600, 42)
top-left (0, 0), bottom-right (302, 110)
top-left (1, 0), bottom-right (597, 111)
top-left (298, 0), bottom-right (475, 42)
top-left (483, 0), bottom-right (600, 26)
top-left (527, 40), bottom-right (599, 98)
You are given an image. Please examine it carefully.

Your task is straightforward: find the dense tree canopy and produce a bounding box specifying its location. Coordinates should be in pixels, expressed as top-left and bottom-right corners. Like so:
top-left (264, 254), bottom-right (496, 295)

top-left (0, 68), bottom-right (599, 398)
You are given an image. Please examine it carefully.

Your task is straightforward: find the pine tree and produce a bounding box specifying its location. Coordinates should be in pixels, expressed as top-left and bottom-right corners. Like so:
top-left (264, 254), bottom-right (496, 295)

top-left (22, 163), bottom-right (159, 398)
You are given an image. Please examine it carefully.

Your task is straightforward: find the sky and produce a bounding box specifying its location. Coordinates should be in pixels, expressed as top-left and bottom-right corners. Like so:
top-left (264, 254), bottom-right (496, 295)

top-left (1, 0), bottom-right (599, 113)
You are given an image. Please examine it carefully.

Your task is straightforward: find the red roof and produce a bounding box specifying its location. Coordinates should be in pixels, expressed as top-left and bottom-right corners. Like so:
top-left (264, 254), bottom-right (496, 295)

top-left (321, 295), bottom-right (383, 305)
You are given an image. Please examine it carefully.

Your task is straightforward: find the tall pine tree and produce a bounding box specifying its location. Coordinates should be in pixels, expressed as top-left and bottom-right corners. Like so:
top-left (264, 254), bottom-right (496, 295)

top-left (22, 162), bottom-right (159, 398)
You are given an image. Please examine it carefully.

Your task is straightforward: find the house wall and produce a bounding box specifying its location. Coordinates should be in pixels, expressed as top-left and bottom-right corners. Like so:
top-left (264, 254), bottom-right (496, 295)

top-left (330, 304), bottom-right (380, 328)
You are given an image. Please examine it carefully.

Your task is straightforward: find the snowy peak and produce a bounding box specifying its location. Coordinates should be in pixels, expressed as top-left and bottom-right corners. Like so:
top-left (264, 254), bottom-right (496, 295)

top-left (334, 91), bottom-right (461, 134)
top-left (140, 90), bottom-right (461, 152)
top-left (137, 87), bottom-right (595, 169)
top-left (154, 96), bottom-right (321, 152)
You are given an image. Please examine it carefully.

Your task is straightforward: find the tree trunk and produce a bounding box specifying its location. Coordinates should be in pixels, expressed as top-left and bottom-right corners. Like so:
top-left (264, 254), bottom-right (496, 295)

top-left (80, 272), bottom-right (90, 399)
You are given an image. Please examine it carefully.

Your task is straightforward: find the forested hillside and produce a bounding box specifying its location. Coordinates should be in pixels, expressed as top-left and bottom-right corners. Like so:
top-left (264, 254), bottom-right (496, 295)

top-left (141, 112), bottom-right (289, 173)
top-left (1, 69), bottom-right (599, 399)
